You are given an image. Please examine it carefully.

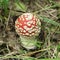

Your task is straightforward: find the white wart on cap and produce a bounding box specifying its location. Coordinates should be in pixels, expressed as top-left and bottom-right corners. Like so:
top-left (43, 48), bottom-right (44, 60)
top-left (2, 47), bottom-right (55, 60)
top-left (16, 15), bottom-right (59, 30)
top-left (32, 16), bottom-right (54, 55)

top-left (15, 13), bottom-right (41, 37)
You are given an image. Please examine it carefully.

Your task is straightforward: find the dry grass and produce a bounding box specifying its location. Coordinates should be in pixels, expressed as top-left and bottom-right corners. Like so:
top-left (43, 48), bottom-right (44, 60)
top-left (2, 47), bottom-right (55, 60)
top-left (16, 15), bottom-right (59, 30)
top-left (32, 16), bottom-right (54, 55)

top-left (0, 0), bottom-right (60, 60)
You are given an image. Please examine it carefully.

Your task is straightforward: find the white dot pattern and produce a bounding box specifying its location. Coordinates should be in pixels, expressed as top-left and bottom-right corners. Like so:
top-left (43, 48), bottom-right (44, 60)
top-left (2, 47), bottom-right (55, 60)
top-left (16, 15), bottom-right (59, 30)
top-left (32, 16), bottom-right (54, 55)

top-left (15, 13), bottom-right (41, 36)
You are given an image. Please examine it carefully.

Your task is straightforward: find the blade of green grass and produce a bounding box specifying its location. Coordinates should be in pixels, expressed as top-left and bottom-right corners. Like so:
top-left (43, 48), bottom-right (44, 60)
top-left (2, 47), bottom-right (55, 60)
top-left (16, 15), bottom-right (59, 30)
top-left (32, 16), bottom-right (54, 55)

top-left (39, 16), bottom-right (60, 27)
top-left (14, 1), bottom-right (27, 12)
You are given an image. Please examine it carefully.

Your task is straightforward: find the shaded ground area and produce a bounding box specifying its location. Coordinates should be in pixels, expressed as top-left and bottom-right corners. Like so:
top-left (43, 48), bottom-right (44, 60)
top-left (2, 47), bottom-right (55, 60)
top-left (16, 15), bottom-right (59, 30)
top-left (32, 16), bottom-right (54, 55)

top-left (0, 0), bottom-right (60, 60)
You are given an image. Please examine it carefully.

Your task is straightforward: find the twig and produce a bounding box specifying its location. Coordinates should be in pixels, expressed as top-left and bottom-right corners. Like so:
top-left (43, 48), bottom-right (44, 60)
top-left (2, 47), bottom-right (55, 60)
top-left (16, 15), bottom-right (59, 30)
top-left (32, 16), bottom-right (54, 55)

top-left (0, 48), bottom-right (50, 59)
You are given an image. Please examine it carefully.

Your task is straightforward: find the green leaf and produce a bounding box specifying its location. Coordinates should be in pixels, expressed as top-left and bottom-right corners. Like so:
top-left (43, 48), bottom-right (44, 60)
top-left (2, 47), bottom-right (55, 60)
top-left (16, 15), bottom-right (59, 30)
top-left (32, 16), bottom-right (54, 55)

top-left (14, 1), bottom-right (27, 12)
top-left (39, 16), bottom-right (60, 27)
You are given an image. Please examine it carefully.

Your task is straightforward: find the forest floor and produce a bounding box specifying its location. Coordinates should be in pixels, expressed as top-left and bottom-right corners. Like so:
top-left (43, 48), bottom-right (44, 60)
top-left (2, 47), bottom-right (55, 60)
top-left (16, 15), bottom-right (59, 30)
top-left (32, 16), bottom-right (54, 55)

top-left (0, 0), bottom-right (60, 60)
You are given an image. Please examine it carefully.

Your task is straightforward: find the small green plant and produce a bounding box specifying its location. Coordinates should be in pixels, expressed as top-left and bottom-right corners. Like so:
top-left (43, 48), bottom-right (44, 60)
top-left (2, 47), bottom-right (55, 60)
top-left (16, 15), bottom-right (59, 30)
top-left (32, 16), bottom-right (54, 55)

top-left (0, 0), bottom-right (9, 16)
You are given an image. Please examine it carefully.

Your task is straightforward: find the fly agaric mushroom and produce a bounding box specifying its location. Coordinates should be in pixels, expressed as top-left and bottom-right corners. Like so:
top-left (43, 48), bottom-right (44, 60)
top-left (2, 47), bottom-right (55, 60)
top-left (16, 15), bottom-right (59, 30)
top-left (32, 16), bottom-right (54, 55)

top-left (15, 13), bottom-right (41, 50)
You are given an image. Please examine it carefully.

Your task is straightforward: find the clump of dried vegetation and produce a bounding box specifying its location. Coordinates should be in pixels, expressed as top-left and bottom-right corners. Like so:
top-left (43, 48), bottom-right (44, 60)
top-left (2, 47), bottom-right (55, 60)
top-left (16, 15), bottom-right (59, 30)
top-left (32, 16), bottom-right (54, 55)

top-left (0, 0), bottom-right (60, 60)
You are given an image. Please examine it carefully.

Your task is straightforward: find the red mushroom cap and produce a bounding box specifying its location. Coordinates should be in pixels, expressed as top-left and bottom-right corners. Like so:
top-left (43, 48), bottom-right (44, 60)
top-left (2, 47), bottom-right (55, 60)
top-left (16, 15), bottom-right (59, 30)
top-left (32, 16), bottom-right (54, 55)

top-left (15, 13), bottom-right (41, 36)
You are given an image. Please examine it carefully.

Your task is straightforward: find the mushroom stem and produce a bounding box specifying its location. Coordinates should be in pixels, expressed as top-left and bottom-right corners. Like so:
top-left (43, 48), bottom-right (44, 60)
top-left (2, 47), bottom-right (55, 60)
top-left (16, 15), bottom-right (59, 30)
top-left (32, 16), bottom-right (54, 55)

top-left (20, 35), bottom-right (37, 50)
